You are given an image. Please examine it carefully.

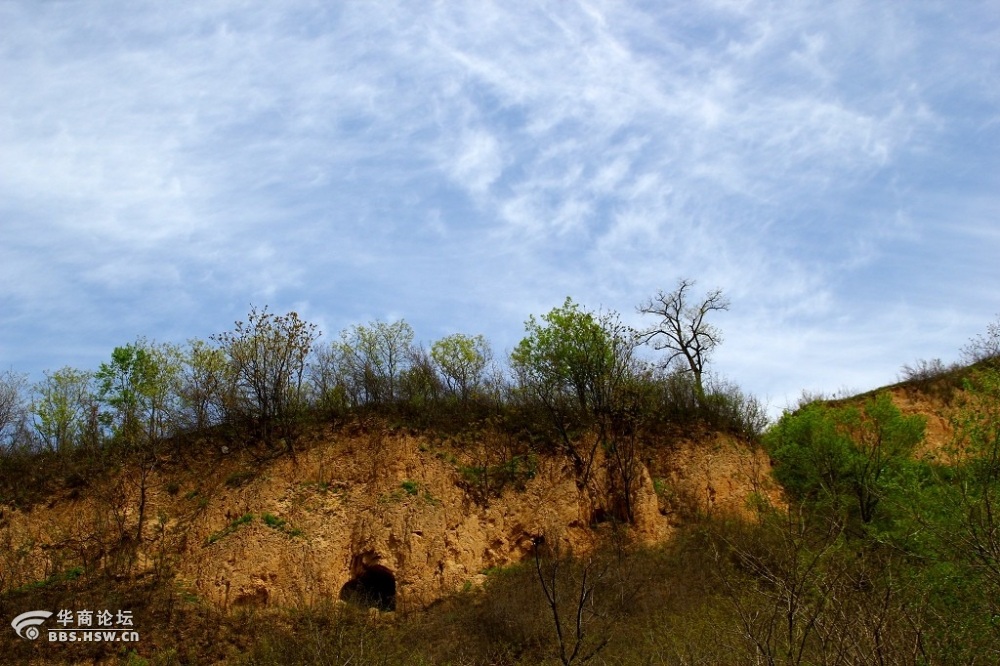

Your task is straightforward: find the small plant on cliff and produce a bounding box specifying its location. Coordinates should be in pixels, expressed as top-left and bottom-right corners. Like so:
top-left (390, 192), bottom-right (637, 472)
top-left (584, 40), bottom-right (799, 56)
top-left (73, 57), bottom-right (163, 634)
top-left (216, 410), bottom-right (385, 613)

top-left (262, 513), bottom-right (286, 529)
top-left (261, 512), bottom-right (303, 538)
top-left (205, 513), bottom-right (254, 545)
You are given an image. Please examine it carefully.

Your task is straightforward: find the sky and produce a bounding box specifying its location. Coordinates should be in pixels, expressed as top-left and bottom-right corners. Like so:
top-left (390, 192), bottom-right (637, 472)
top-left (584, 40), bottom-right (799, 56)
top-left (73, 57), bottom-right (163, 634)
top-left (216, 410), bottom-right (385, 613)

top-left (2, 0), bottom-right (999, 415)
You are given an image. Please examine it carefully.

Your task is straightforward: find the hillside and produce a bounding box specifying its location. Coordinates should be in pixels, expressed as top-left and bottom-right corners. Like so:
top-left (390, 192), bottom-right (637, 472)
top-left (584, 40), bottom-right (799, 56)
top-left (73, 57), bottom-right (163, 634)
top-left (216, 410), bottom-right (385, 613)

top-left (1, 415), bottom-right (775, 618)
top-left (3, 359), bottom-right (999, 664)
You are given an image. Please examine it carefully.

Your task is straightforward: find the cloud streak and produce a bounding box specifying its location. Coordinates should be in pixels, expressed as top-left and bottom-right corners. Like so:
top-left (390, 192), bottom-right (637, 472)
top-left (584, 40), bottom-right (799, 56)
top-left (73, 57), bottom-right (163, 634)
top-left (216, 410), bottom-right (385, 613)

top-left (1, 0), bottom-right (998, 413)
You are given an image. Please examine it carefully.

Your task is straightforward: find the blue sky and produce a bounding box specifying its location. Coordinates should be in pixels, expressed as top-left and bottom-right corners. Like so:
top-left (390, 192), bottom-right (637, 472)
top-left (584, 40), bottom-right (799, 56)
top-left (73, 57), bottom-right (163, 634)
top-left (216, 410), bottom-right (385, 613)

top-left (2, 0), bottom-right (999, 413)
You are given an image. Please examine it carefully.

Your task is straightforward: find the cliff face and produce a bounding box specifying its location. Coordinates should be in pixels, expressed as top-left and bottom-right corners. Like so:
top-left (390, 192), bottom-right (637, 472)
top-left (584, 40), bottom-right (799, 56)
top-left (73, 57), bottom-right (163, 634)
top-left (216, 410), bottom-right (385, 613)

top-left (0, 426), bottom-right (778, 612)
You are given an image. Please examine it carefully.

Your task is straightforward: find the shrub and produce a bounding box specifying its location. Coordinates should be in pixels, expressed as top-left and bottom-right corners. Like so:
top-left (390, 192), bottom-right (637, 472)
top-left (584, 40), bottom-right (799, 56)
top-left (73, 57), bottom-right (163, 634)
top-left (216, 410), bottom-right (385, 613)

top-left (899, 358), bottom-right (957, 382)
top-left (225, 470), bottom-right (255, 488)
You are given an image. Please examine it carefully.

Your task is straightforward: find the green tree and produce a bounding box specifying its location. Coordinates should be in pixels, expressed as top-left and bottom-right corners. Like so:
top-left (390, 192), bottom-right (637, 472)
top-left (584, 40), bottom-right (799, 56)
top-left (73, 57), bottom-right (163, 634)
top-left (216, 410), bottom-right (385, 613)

top-left (95, 339), bottom-right (182, 548)
top-left (336, 319), bottom-right (414, 406)
top-left (949, 368), bottom-right (1000, 610)
top-left (177, 338), bottom-right (229, 432)
top-left (431, 333), bottom-right (491, 401)
top-left (398, 345), bottom-right (443, 408)
top-left (307, 340), bottom-right (350, 416)
top-left (95, 339), bottom-right (182, 450)
top-left (511, 298), bottom-right (643, 505)
top-left (212, 306), bottom-right (319, 450)
top-left (512, 298), bottom-right (629, 418)
top-left (31, 367), bottom-right (96, 453)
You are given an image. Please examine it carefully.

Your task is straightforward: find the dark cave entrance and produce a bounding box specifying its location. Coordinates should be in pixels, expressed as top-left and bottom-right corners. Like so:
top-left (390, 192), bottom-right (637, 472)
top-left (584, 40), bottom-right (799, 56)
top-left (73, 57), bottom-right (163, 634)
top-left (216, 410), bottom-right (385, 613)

top-left (339, 564), bottom-right (397, 612)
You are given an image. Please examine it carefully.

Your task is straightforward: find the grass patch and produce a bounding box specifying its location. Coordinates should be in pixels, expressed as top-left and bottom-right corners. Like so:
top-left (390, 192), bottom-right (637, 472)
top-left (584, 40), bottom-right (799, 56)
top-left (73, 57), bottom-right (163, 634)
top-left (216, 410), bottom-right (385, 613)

top-left (225, 470), bottom-right (256, 488)
top-left (379, 481), bottom-right (438, 506)
top-left (262, 512), bottom-right (304, 539)
top-left (459, 454), bottom-right (537, 500)
top-left (13, 565), bottom-right (85, 593)
top-left (205, 513), bottom-right (254, 546)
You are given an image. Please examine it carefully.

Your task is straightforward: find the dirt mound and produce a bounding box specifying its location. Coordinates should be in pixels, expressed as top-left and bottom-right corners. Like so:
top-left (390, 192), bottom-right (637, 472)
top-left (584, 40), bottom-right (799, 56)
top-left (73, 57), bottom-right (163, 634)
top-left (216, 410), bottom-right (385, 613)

top-left (0, 426), bottom-right (774, 612)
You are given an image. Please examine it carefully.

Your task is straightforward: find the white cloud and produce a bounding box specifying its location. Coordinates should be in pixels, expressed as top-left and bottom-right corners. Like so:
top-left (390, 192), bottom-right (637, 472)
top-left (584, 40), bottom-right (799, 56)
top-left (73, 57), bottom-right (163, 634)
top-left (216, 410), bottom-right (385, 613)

top-left (0, 0), bottom-right (998, 409)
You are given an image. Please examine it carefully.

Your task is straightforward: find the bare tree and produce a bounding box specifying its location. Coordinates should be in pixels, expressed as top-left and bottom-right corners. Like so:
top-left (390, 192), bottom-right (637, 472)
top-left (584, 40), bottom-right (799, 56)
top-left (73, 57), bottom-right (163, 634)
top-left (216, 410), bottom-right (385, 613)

top-left (638, 279), bottom-right (729, 403)
top-left (533, 537), bottom-right (610, 665)
top-left (0, 370), bottom-right (28, 450)
top-left (710, 505), bottom-right (844, 666)
top-left (962, 314), bottom-right (1000, 364)
top-left (213, 306), bottom-right (319, 452)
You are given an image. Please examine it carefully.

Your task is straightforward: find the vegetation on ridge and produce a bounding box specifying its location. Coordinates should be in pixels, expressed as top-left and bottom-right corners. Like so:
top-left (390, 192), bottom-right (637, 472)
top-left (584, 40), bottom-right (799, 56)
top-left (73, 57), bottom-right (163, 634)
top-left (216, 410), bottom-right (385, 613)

top-left (2, 296), bottom-right (1000, 664)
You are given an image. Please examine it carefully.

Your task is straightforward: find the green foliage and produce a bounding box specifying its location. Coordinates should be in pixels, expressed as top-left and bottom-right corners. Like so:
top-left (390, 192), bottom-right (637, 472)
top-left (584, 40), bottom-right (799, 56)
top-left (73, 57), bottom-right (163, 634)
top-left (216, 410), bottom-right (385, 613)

top-left (512, 298), bottom-right (650, 519)
top-left (225, 470), bottom-right (256, 488)
top-left (336, 319), bottom-right (415, 406)
top-left (459, 454), bottom-right (537, 500)
top-left (307, 340), bottom-right (351, 417)
top-left (699, 376), bottom-right (770, 440)
top-left (261, 512), bottom-right (302, 538)
top-left (95, 339), bottom-right (183, 450)
top-left (942, 368), bottom-right (1000, 607)
top-left (511, 297), bottom-right (631, 417)
top-left (177, 338), bottom-right (229, 431)
top-left (397, 346), bottom-right (442, 408)
top-left (13, 565), bottom-right (85, 593)
top-left (31, 366), bottom-right (97, 453)
top-left (262, 512), bottom-right (286, 529)
top-left (431, 333), bottom-right (491, 401)
top-left (205, 513), bottom-right (254, 545)
top-left (766, 392), bottom-right (925, 527)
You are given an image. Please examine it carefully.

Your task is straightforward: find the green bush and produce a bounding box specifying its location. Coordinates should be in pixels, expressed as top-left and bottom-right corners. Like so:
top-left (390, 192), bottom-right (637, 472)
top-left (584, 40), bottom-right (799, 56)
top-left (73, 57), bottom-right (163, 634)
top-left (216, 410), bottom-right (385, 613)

top-left (765, 392), bottom-right (924, 528)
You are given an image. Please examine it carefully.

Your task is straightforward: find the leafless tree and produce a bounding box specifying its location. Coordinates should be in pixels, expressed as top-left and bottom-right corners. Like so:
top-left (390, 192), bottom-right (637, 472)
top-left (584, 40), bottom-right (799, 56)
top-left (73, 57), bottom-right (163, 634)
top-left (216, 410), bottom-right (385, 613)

top-left (638, 278), bottom-right (729, 403)
top-left (0, 370), bottom-right (28, 450)
top-left (534, 537), bottom-right (610, 665)
top-left (212, 306), bottom-right (319, 452)
top-left (962, 314), bottom-right (1000, 364)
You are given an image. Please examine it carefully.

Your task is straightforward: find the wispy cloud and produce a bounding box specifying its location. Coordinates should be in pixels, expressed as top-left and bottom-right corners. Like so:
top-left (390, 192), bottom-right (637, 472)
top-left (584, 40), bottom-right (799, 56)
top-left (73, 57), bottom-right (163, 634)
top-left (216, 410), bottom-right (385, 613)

top-left (1, 0), bottom-right (998, 410)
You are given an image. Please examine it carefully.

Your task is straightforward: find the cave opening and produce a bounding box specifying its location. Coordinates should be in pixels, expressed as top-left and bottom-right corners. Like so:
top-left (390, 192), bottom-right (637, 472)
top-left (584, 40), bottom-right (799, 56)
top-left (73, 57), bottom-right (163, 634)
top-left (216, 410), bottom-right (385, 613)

top-left (339, 564), bottom-right (397, 612)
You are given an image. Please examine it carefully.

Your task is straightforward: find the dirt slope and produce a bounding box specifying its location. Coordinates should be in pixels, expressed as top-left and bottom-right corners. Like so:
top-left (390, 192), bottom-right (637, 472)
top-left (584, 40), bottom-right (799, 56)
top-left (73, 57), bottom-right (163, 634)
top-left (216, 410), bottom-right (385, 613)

top-left (1, 425), bottom-right (777, 613)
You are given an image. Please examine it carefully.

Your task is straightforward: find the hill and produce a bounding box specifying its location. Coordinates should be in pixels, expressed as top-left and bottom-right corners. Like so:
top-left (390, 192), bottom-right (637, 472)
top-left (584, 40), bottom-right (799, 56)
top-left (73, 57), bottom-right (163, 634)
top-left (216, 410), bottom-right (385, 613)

top-left (3, 358), bottom-right (999, 664)
top-left (1, 408), bottom-right (776, 657)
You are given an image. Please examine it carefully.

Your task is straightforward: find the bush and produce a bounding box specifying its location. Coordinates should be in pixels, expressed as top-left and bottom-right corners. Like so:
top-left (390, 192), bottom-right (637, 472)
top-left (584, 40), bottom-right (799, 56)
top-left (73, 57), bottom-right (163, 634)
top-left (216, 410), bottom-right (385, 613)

top-left (701, 378), bottom-right (770, 440)
top-left (899, 357), bottom-right (957, 382)
top-left (765, 392), bottom-right (924, 527)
